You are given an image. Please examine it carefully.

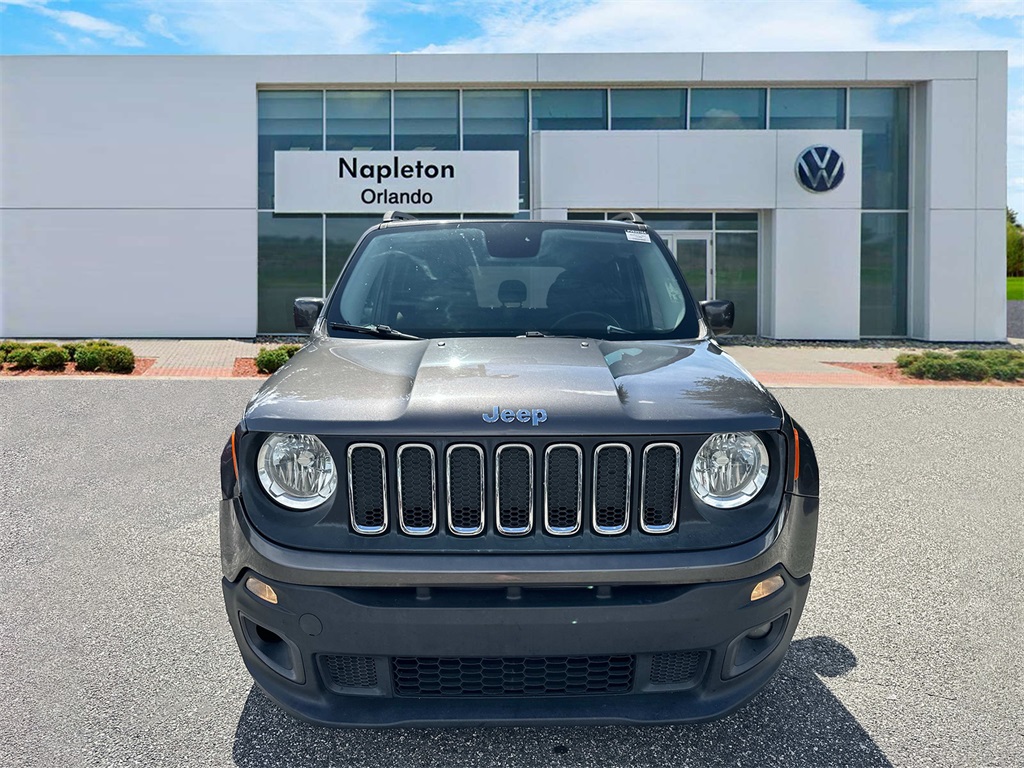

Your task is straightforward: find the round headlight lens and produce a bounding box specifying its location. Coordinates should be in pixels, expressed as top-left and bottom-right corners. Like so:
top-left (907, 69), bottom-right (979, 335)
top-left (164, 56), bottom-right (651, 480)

top-left (257, 433), bottom-right (337, 510)
top-left (690, 432), bottom-right (769, 509)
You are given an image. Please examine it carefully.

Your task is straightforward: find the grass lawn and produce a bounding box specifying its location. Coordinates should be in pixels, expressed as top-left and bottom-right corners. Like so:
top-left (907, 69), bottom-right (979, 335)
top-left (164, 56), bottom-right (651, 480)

top-left (1009, 276), bottom-right (1024, 301)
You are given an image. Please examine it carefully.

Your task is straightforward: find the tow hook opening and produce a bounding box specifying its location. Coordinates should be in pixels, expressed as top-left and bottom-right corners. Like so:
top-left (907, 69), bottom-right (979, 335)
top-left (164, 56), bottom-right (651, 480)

top-left (722, 611), bottom-right (790, 680)
top-left (240, 613), bottom-right (305, 684)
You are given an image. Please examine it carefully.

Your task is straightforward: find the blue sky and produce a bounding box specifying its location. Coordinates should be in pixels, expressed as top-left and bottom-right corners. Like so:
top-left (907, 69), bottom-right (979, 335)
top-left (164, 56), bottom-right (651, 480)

top-left (1, 0), bottom-right (1022, 211)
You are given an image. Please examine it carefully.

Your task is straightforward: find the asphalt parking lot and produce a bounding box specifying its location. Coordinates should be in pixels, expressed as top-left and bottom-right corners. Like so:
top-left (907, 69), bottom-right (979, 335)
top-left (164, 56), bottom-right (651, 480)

top-left (1, 380), bottom-right (1021, 768)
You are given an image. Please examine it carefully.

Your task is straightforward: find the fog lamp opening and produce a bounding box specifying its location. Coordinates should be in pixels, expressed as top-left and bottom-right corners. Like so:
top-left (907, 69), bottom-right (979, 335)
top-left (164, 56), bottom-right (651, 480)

top-left (245, 576), bottom-right (279, 605)
top-left (750, 575), bottom-right (785, 602)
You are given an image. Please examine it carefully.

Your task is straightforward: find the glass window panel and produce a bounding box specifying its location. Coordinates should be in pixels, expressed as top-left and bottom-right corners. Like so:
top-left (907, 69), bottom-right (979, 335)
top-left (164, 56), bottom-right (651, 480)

top-left (714, 232), bottom-right (759, 335)
top-left (690, 89), bottom-right (766, 130)
top-left (326, 215), bottom-right (381, 292)
top-left (258, 91), bottom-right (323, 210)
top-left (463, 90), bottom-right (530, 210)
top-left (394, 91), bottom-right (459, 151)
top-left (716, 213), bottom-right (758, 231)
top-left (850, 88), bottom-right (909, 210)
top-left (860, 212), bottom-right (908, 337)
top-left (769, 88), bottom-right (846, 129)
top-left (674, 238), bottom-right (709, 301)
top-left (258, 213), bottom-right (323, 334)
top-left (531, 90), bottom-right (607, 131)
top-left (611, 89), bottom-right (686, 130)
top-left (326, 91), bottom-right (390, 151)
top-left (639, 212), bottom-right (713, 231)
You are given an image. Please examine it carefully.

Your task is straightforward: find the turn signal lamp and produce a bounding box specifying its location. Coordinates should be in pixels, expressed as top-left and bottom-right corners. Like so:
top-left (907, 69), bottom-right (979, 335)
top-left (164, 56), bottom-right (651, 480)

top-left (750, 575), bottom-right (784, 602)
top-left (245, 576), bottom-right (279, 605)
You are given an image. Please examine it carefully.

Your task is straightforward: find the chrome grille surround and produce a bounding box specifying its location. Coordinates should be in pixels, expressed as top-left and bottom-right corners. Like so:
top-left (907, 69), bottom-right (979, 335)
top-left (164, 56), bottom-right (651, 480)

top-left (396, 444), bottom-right (437, 536)
top-left (347, 443), bottom-right (388, 535)
top-left (446, 444), bottom-right (486, 536)
top-left (640, 442), bottom-right (681, 534)
top-left (495, 444), bottom-right (534, 536)
top-left (543, 444), bottom-right (584, 536)
top-left (592, 443), bottom-right (632, 535)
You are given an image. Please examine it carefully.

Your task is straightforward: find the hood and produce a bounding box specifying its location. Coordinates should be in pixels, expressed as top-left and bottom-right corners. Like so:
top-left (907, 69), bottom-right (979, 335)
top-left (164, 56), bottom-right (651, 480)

top-left (242, 337), bottom-right (783, 436)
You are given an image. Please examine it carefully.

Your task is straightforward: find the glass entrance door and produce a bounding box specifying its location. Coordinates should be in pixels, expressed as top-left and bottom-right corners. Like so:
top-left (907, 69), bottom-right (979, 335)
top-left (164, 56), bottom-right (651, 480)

top-left (663, 233), bottom-right (711, 301)
top-left (661, 229), bottom-right (758, 335)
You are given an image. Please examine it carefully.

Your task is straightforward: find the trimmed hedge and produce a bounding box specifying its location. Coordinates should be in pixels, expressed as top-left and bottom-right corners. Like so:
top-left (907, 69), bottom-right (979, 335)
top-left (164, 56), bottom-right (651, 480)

top-left (279, 344), bottom-right (302, 358)
top-left (74, 345), bottom-right (103, 371)
top-left (7, 347), bottom-right (37, 370)
top-left (99, 345), bottom-right (135, 373)
top-left (899, 349), bottom-right (1024, 381)
top-left (35, 346), bottom-right (70, 371)
top-left (255, 347), bottom-right (290, 374)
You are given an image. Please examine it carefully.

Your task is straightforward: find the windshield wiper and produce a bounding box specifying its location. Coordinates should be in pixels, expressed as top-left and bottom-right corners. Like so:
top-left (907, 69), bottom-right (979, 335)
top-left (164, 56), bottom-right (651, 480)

top-left (329, 323), bottom-right (423, 340)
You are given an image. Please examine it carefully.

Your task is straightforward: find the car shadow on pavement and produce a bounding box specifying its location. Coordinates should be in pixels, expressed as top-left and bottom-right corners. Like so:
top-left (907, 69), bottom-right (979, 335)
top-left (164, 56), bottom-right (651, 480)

top-left (232, 636), bottom-right (893, 768)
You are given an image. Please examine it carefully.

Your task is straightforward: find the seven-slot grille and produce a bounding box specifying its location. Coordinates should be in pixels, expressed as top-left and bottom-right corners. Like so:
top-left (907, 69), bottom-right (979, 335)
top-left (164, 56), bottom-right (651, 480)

top-left (345, 441), bottom-right (683, 538)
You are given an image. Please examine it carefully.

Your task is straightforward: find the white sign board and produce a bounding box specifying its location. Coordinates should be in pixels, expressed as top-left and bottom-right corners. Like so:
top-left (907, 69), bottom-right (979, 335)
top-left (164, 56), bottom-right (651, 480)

top-left (274, 151), bottom-right (520, 214)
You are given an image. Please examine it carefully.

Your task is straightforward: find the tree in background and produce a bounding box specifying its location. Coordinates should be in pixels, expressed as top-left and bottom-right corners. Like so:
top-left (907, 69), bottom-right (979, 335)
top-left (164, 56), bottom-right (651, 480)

top-left (1008, 208), bottom-right (1023, 277)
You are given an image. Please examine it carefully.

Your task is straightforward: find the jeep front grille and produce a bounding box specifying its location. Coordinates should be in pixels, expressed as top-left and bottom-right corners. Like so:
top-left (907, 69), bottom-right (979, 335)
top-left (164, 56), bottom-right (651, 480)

top-left (343, 440), bottom-right (682, 538)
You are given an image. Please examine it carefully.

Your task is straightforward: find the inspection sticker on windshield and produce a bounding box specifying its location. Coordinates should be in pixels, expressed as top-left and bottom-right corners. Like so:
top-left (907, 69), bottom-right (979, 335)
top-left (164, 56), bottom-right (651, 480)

top-left (625, 230), bottom-right (651, 243)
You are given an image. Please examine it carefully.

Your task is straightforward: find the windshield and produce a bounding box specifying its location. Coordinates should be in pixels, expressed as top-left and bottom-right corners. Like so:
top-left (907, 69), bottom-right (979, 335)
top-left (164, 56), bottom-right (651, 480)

top-left (327, 221), bottom-right (700, 340)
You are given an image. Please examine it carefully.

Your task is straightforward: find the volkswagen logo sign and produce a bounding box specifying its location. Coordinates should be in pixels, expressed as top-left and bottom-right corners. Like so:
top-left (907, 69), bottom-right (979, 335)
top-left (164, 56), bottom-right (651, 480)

top-left (796, 145), bottom-right (845, 193)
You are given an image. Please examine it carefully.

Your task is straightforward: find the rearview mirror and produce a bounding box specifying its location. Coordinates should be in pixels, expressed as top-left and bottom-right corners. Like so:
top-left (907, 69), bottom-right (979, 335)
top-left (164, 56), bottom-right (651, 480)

top-left (293, 297), bottom-right (324, 333)
top-left (700, 300), bottom-right (735, 335)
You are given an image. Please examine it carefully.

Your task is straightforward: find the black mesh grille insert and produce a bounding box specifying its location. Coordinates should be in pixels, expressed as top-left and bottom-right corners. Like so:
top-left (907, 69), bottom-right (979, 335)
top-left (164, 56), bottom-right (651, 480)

top-left (398, 445), bottom-right (435, 535)
top-left (392, 655), bottom-right (635, 697)
top-left (593, 445), bottom-right (630, 534)
top-left (447, 445), bottom-right (484, 535)
top-left (496, 445), bottom-right (532, 534)
top-left (349, 445), bottom-right (386, 533)
top-left (641, 444), bottom-right (680, 533)
top-left (321, 655), bottom-right (378, 690)
top-left (545, 445), bottom-right (582, 534)
top-left (649, 651), bottom-right (707, 686)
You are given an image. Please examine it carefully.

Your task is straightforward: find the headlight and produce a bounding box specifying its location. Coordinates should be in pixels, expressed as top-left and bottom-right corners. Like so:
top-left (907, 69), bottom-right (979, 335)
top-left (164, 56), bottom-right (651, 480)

top-left (690, 432), bottom-right (769, 509)
top-left (257, 433), bottom-right (337, 510)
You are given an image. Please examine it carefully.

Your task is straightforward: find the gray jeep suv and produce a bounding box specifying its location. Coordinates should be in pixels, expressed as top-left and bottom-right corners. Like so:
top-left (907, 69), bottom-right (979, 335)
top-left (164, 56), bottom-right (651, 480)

top-left (219, 214), bottom-right (819, 727)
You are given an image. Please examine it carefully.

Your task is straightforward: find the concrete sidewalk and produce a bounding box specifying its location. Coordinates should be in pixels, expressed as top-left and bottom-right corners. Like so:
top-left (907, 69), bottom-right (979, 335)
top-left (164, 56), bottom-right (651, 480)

top-left (94, 337), bottom-right (974, 387)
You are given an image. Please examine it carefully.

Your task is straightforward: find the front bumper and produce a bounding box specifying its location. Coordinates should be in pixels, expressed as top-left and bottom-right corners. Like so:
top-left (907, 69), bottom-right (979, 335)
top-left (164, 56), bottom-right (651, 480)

top-left (220, 494), bottom-right (817, 727)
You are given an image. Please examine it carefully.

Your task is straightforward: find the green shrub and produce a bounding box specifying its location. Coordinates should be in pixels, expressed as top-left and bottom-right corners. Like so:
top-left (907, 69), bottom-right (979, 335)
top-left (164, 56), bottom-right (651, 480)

top-left (74, 345), bottom-right (103, 372)
top-left (62, 342), bottom-right (81, 361)
top-left (28, 341), bottom-right (57, 351)
top-left (7, 347), bottom-right (37, 370)
top-left (279, 344), bottom-right (302, 358)
top-left (0, 350), bottom-right (6, 365)
top-left (990, 362), bottom-right (1024, 381)
top-left (35, 346), bottom-right (70, 371)
top-left (921, 351), bottom-right (948, 361)
top-left (895, 353), bottom-right (918, 369)
top-left (954, 349), bottom-right (985, 361)
top-left (906, 356), bottom-right (957, 380)
top-left (99, 345), bottom-right (135, 374)
top-left (982, 349), bottom-right (1024, 367)
top-left (255, 347), bottom-right (289, 374)
top-left (950, 358), bottom-right (988, 381)
top-left (0, 340), bottom-right (26, 354)
top-left (90, 339), bottom-right (115, 347)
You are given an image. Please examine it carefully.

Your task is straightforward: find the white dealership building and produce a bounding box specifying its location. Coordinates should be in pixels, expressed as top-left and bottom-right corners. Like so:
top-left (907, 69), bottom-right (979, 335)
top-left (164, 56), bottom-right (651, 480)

top-left (0, 50), bottom-right (1008, 340)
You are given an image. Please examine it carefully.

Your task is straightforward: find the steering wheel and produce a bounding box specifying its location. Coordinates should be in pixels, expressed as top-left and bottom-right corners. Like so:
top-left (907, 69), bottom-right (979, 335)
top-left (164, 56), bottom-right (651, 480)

top-left (550, 311), bottom-right (620, 330)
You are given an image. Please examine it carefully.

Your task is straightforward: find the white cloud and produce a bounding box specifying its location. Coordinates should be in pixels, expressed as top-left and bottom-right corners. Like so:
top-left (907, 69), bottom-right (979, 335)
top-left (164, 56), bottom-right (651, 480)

top-left (954, 0), bottom-right (1024, 19)
top-left (145, 13), bottom-right (182, 44)
top-left (136, 0), bottom-right (376, 54)
top-left (36, 7), bottom-right (144, 47)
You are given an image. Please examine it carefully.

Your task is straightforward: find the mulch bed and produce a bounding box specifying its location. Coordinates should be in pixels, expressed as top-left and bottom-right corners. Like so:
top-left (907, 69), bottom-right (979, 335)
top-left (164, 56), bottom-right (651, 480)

top-left (0, 358), bottom-right (156, 377)
top-left (233, 358), bottom-right (268, 377)
top-left (829, 362), bottom-right (1024, 387)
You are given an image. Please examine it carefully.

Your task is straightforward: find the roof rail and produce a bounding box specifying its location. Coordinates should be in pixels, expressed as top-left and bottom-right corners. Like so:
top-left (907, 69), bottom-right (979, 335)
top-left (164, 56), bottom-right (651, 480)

top-left (382, 211), bottom-right (418, 222)
top-left (610, 212), bottom-right (645, 224)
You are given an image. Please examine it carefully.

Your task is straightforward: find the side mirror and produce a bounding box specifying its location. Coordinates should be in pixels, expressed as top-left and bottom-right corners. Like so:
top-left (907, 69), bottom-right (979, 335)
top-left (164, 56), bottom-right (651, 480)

top-left (293, 297), bottom-right (324, 333)
top-left (700, 300), bottom-right (735, 335)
